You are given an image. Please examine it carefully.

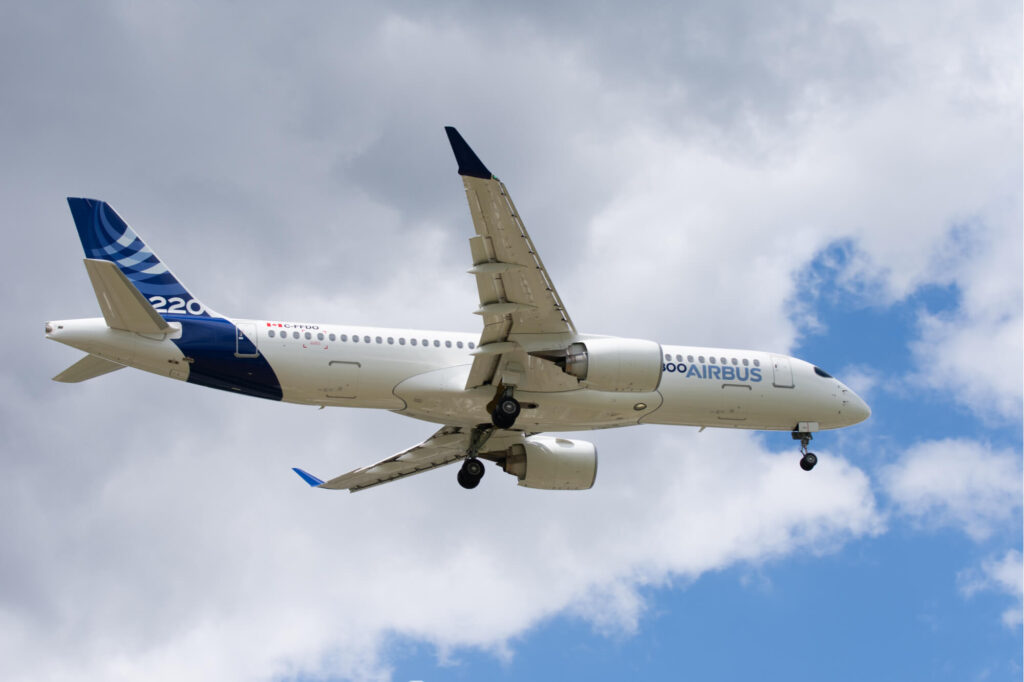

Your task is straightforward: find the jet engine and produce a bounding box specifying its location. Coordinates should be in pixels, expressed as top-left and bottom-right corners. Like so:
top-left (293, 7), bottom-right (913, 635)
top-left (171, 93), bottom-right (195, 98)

top-left (560, 338), bottom-right (663, 392)
top-left (499, 436), bottom-right (598, 490)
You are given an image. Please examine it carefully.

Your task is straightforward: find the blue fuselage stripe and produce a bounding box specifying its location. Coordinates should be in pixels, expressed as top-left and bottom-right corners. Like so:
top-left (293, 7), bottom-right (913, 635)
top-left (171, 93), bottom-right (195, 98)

top-left (165, 315), bottom-right (282, 401)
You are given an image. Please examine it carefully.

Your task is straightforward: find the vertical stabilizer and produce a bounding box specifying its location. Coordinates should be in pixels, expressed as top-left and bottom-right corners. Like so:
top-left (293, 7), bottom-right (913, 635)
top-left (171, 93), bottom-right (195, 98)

top-left (67, 198), bottom-right (216, 318)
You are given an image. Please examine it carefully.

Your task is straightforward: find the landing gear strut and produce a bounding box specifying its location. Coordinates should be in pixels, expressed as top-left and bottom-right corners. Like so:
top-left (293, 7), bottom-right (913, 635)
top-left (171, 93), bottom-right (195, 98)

top-left (456, 424), bottom-right (495, 490)
top-left (792, 430), bottom-right (818, 471)
top-left (491, 387), bottom-right (521, 429)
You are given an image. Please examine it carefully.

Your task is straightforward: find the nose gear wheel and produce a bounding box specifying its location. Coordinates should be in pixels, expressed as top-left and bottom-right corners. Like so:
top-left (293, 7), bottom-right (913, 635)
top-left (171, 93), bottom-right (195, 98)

top-left (792, 430), bottom-right (817, 471)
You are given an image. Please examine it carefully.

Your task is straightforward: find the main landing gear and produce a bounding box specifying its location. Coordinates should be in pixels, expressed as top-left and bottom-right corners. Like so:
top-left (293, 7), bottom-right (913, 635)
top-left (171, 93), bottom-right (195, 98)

top-left (491, 387), bottom-right (521, 429)
top-left (792, 430), bottom-right (818, 471)
top-left (457, 457), bottom-right (485, 489)
top-left (457, 424), bottom-right (496, 490)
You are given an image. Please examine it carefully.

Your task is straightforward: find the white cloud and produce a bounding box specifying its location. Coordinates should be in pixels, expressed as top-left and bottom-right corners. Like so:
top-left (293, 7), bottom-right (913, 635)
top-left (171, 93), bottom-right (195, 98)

top-left (0, 376), bottom-right (881, 681)
top-left (0, 0), bottom-right (1019, 679)
top-left (836, 364), bottom-right (882, 401)
top-left (959, 550), bottom-right (1024, 629)
top-left (882, 438), bottom-right (1022, 540)
top-left (911, 304), bottom-right (1023, 422)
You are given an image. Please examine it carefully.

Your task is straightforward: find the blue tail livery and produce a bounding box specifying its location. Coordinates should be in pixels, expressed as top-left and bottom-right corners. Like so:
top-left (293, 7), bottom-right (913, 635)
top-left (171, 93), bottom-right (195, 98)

top-left (67, 198), bottom-right (215, 318)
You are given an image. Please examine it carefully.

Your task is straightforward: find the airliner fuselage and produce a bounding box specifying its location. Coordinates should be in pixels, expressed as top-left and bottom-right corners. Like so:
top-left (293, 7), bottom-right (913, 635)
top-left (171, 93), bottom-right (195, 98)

top-left (47, 315), bottom-right (867, 433)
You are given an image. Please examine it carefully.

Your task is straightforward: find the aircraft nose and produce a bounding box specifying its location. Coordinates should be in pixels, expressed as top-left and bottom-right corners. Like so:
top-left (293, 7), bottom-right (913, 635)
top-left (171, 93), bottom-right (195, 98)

top-left (842, 387), bottom-right (871, 424)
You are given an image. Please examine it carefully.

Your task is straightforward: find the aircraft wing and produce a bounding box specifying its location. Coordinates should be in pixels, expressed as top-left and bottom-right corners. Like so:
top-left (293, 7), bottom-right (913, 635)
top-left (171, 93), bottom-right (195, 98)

top-left (292, 425), bottom-right (524, 493)
top-left (445, 127), bottom-right (576, 389)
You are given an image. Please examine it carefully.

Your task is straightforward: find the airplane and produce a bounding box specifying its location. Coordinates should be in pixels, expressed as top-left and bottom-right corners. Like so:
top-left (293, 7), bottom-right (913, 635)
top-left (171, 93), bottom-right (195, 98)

top-left (46, 127), bottom-right (870, 493)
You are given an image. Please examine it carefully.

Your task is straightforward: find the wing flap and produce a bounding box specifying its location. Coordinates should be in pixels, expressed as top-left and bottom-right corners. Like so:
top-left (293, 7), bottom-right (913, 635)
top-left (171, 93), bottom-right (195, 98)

top-left (294, 426), bottom-right (526, 493)
top-left (445, 128), bottom-right (576, 389)
top-left (462, 176), bottom-right (574, 338)
top-left (319, 427), bottom-right (471, 492)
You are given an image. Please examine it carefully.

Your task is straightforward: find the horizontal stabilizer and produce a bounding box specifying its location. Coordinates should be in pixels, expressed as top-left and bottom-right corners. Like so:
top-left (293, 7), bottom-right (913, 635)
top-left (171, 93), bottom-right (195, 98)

top-left (52, 354), bottom-right (125, 383)
top-left (83, 259), bottom-right (174, 334)
top-left (292, 468), bottom-right (325, 487)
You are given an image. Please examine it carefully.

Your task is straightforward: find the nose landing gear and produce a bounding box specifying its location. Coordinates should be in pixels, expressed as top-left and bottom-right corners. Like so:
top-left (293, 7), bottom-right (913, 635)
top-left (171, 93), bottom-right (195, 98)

top-left (792, 430), bottom-right (818, 471)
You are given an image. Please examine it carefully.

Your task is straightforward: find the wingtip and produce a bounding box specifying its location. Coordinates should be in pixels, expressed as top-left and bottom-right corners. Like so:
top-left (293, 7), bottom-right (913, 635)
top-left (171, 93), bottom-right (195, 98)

top-left (292, 467), bottom-right (325, 488)
top-left (444, 126), bottom-right (493, 179)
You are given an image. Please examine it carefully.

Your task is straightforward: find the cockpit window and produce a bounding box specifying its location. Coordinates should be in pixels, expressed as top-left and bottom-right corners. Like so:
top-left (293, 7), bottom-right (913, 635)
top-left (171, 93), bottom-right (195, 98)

top-left (813, 366), bottom-right (833, 378)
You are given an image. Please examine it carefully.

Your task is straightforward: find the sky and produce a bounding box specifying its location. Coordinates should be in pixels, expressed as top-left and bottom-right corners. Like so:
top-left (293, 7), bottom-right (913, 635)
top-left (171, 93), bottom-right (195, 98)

top-left (1, 1), bottom-right (1021, 680)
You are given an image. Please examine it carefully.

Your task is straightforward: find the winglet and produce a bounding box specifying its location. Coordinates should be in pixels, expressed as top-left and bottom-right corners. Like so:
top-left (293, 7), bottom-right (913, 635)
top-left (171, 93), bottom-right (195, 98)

top-left (444, 127), bottom-right (493, 179)
top-left (292, 467), bottom-right (325, 488)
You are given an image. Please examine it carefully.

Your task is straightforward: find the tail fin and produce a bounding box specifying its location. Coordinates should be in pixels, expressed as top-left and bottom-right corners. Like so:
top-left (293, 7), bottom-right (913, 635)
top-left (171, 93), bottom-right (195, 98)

top-left (67, 198), bottom-right (216, 318)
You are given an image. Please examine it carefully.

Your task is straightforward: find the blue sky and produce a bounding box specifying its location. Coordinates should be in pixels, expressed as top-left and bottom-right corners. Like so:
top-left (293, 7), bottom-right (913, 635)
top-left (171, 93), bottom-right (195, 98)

top-left (0, 2), bottom-right (1020, 681)
top-left (384, 255), bottom-right (1022, 682)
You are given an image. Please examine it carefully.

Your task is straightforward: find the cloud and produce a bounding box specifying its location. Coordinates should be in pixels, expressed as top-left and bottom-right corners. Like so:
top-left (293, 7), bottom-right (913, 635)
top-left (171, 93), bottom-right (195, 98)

top-left (906, 216), bottom-right (1023, 421)
top-left (882, 438), bottom-right (1022, 541)
top-left (0, 0), bottom-right (1019, 679)
top-left (0, 376), bottom-right (882, 681)
top-left (836, 364), bottom-right (882, 401)
top-left (959, 550), bottom-right (1024, 629)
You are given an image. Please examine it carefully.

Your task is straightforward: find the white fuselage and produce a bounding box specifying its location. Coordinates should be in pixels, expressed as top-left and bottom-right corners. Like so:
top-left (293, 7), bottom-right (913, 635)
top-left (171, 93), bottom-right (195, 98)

top-left (47, 316), bottom-right (871, 434)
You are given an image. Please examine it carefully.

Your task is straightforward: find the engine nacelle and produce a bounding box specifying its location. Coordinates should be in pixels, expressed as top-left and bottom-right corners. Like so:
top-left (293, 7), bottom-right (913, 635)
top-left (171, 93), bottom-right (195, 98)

top-left (562, 338), bottom-right (663, 392)
top-left (500, 436), bottom-right (598, 490)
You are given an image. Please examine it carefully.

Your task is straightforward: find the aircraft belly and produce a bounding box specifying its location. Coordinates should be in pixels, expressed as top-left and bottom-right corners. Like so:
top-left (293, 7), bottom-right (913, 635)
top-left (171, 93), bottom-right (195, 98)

top-left (647, 375), bottom-right (777, 429)
top-left (262, 344), bottom-right (407, 409)
top-left (394, 364), bottom-right (664, 430)
top-left (516, 389), bottom-right (664, 431)
top-left (131, 332), bottom-right (190, 380)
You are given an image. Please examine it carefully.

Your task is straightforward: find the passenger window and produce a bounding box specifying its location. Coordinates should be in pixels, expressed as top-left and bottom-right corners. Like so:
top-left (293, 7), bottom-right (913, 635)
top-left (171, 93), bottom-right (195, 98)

top-left (754, 359), bottom-right (760, 367)
top-left (317, 333), bottom-right (324, 341)
top-left (731, 358), bottom-right (737, 365)
top-left (720, 357), bottom-right (727, 365)
top-left (364, 336), bottom-right (371, 343)
top-left (468, 342), bottom-right (475, 349)
top-left (388, 337), bottom-right (394, 345)
top-left (411, 339), bottom-right (417, 346)
top-left (433, 340), bottom-right (439, 347)
top-left (742, 358), bottom-right (749, 366)
top-left (422, 339), bottom-right (428, 346)
top-left (709, 357), bottom-right (716, 364)
top-left (268, 329), bottom-right (275, 338)
top-left (399, 338), bottom-right (406, 345)
top-left (376, 336), bottom-right (382, 344)
top-left (329, 333), bottom-right (336, 341)
top-left (457, 341), bottom-right (464, 349)
top-left (445, 340), bottom-right (452, 348)
top-left (687, 355), bottom-right (694, 363)
top-left (303, 332), bottom-right (310, 340)
top-left (698, 356), bottom-right (705, 363)
top-left (676, 354), bottom-right (682, 362)
top-left (293, 331), bottom-right (299, 339)
top-left (353, 335), bottom-right (359, 343)
top-left (665, 353), bottom-right (671, 362)
top-left (341, 334), bottom-right (348, 342)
